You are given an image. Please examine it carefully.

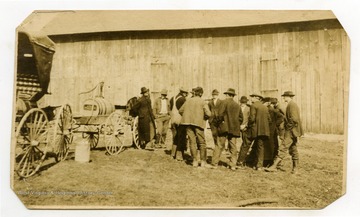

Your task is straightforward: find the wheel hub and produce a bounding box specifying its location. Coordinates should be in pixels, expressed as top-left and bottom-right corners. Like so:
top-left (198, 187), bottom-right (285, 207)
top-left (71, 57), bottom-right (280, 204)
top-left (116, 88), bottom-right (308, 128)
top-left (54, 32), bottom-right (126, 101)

top-left (63, 129), bottom-right (71, 136)
top-left (31, 140), bottom-right (39, 146)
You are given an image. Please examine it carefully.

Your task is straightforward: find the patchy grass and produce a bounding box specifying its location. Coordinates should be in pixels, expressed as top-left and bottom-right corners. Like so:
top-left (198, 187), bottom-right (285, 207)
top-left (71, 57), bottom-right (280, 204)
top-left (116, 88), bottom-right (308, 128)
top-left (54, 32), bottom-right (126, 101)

top-left (12, 130), bottom-right (345, 209)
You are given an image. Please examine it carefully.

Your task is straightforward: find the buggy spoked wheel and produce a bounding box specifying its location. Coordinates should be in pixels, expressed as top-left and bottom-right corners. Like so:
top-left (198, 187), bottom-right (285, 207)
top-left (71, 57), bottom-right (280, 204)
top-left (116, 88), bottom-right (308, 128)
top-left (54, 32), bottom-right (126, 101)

top-left (82, 130), bottom-right (99, 149)
top-left (52, 104), bottom-right (73, 162)
top-left (103, 112), bottom-right (126, 155)
top-left (132, 116), bottom-right (140, 149)
top-left (15, 108), bottom-right (49, 178)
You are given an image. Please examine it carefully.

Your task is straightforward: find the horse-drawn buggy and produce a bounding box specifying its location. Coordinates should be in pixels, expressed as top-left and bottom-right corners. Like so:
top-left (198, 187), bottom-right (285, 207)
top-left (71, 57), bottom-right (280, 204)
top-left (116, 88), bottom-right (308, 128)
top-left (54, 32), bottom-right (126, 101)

top-left (14, 30), bottom-right (139, 178)
top-left (14, 31), bottom-right (74, 178)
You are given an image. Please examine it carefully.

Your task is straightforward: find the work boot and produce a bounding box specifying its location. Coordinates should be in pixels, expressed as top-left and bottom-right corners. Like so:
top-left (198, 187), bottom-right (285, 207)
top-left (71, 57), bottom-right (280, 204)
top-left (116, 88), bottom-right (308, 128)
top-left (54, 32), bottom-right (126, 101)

top-left (176, 150), bottom-right (184, 161)
top-left (192, 160), bottom-right (198, 167)
top-left (200, 161), bottom-right (206, 167)
top-left (235, 162), bottom-right (245, 169)
top-left (291, 160), bottom-right (299, 174)
top-left (264, 158), bottom-right (282, 172)
top-left (154, 134), bottom-right (160, 144)
top-left (144, 141), bottom-right (155, 151)
top-left (171, 145), bottom-right (177, 159)
top-left (276, 160), bottom-right (286, 172)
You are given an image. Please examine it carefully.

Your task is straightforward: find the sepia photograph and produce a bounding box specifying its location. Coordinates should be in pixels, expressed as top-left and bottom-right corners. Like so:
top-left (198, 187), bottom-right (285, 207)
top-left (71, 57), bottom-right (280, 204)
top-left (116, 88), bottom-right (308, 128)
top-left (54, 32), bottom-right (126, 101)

top-left (7, 9), bottom-right (351, 210)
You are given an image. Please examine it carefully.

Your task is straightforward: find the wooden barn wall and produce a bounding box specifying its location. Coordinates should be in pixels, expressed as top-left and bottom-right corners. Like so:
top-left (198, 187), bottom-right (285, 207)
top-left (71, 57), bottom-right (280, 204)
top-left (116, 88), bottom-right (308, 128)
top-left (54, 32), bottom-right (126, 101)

top-left (45, 20), bottom-right (349, 134)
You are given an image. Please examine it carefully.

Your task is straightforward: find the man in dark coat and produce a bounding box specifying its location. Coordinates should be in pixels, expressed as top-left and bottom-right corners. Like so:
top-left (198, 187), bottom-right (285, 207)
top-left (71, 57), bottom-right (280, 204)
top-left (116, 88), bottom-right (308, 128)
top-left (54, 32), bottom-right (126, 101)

top-left (265, 91), bottom-right (303, 174)
top-left (208, 88), bottom-right (243, 170)
top-left (131, 87), bottom-right (156, 150)
top-left (270, 98), bottom-right (285, 160)
top-left (169, 87), bottom-right (188, 160)
top-left (208, 89), bottom-right (223, 150)
top-left (263, 97), bottom-right (275, 166)
top-left (243, 93), bottom-right (270, 170)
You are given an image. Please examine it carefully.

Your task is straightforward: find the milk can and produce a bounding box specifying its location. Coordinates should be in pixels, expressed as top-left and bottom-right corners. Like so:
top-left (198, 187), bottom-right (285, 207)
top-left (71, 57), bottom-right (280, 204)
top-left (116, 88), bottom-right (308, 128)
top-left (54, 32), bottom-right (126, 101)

top-left (75, 139), bottom-right (90, 163)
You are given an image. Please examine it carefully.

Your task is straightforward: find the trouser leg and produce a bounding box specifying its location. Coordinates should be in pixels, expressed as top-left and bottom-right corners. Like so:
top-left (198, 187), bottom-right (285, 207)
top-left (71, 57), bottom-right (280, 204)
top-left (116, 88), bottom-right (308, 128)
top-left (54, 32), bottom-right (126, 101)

top-left (155, 118), bottom-right (163, 144)
top-left (161, 117), bottom-right (170, 144)
top-left (170, 124), bottom-right (178, 158)
top-left (212, 135), bottom-right (226, 165)
top-left (186, 126), bottom-right (197, 161)
top-left (276, 130), bottom-right (294, 160)
top-left (210, 124), bottom-right (219, 146)
top-left (227, 135), bottom-right (237, 167)
top-left (195, 127), bottom-right (207, 162)
top-left (237, 130), bottom-right (252, 164)
top-left (256, 136), bottom-right (265, 169)
top-left (289, 136), bottom-right (299, 161)
top-left (273, 132), bottom-right (279, 160)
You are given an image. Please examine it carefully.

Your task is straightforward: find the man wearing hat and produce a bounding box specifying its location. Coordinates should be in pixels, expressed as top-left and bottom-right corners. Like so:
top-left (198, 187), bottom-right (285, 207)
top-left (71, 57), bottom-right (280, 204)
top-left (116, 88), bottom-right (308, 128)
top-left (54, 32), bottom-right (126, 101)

top-left (179, 87), bottom-right (211, 167)
top-left (265, 91), bottom-right (303, 174)
top-left (131, 87), bottom-right (156, 150)
top-left (208, 88), bottom-right (243, 171)
top-left (241, 93), bottom-right (270, 170)
top-left (208, 89), bottom-right (223, 150)
top-left (263, 97), bottom-right (277, 166)
top-left (153, 89), bottom-right (171, 148)
top-left (235, 96), bottom-right (250, 168)
top-left (169, 87), bottom-right (188, 160)
top-left (269, 98), bottom-right (285, 161)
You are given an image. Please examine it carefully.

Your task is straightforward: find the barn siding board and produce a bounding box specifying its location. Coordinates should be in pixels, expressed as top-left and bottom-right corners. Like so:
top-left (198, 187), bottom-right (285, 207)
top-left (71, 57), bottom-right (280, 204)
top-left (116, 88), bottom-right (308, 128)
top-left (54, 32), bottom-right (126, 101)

top-left (310, 30), bottom-right (321, 133)
top-left (299, 30), bottom-right (308, 132)
top-left (47, 22), bottom-right (348, 134)
top-left (333, 29), bottom-right (344, 134)
top-left (320, 29), bottom-right (330, 133)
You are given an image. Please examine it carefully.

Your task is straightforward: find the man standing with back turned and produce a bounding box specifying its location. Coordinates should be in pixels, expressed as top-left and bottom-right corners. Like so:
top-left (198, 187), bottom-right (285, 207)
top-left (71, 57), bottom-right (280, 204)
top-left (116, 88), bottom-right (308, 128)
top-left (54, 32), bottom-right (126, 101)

top-left (265, 91), bottom-right (303, 174)
top-left (208, 88), bottom-right (243, 171)
top-left (179, 87), bottom-right (211, 167)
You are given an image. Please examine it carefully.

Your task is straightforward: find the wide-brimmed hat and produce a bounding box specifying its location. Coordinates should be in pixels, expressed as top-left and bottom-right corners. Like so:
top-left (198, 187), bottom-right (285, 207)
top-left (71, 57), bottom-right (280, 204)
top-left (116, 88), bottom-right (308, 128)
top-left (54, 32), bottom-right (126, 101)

top-left (194, 86), bottom-right (204, 95)
top-left (281, 91), bottom-right (295, 97)
top-left (140, 87), bottom-right (149, 94)
top-left (249, 93), bottom-right (263, 99)
top-left (239, 96), bottom-right (249, 103)
top-left (160, 89), bottom-right (168, 95)
top-left (179, 87), bottom-right (188, 93)
top-left (224, 88), bottom-right (236, 96)
top-left (262, 97), bottom-right (271, 103)
top-left (270, 98), bottom-right (278, 104)
top-left (212, 89), bottom-right (219, 95)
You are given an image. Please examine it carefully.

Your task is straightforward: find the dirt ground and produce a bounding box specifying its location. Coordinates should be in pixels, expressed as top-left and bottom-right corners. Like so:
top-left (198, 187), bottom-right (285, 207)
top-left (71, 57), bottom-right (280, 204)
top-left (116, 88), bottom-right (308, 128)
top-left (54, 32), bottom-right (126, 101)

top-left (12, 129), bottom-right (345, 209)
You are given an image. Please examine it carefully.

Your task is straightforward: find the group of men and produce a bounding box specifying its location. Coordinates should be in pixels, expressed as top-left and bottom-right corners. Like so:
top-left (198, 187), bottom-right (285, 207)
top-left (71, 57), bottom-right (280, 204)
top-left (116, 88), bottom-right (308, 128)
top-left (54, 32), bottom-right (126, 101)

top-left (130, 86), bottom-right (303, 174)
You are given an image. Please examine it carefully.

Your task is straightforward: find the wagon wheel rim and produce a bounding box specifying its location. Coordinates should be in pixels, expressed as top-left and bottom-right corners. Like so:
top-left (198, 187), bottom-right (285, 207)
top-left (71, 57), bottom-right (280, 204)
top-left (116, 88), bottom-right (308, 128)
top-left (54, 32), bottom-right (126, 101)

top-left (82, 131), bottom-right (100, 149)
top-left (103, 112), bottom-right (125, 155)
top-left (132, 117), bottom-right (140, 149)
top-left (53, 104), bottom-right (73, 162)
top-left (15, 108), bottom-right (49, 178)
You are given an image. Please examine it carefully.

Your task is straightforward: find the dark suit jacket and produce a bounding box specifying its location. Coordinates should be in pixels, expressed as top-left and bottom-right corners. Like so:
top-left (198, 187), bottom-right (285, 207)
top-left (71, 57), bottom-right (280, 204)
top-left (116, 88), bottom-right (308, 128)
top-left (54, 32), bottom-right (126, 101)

top-left (208, 98), bottom-right (223, 125)
top-left (268, 106), bottom-right (276, 134)
top-left (285, 100), bottom-right (303, 137)
top-left (218, 98), bottom-right (243, 137)
top-left (131, 96), bottom-right (155, 142)
top-left (248, 101), bottom-right (270, 138)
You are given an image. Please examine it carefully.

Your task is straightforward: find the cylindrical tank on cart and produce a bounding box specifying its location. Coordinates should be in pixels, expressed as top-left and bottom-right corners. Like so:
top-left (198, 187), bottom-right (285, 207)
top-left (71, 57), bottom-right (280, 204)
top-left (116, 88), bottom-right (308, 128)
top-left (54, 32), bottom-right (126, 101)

top-left (81, 97), bottom-right (115, 116)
